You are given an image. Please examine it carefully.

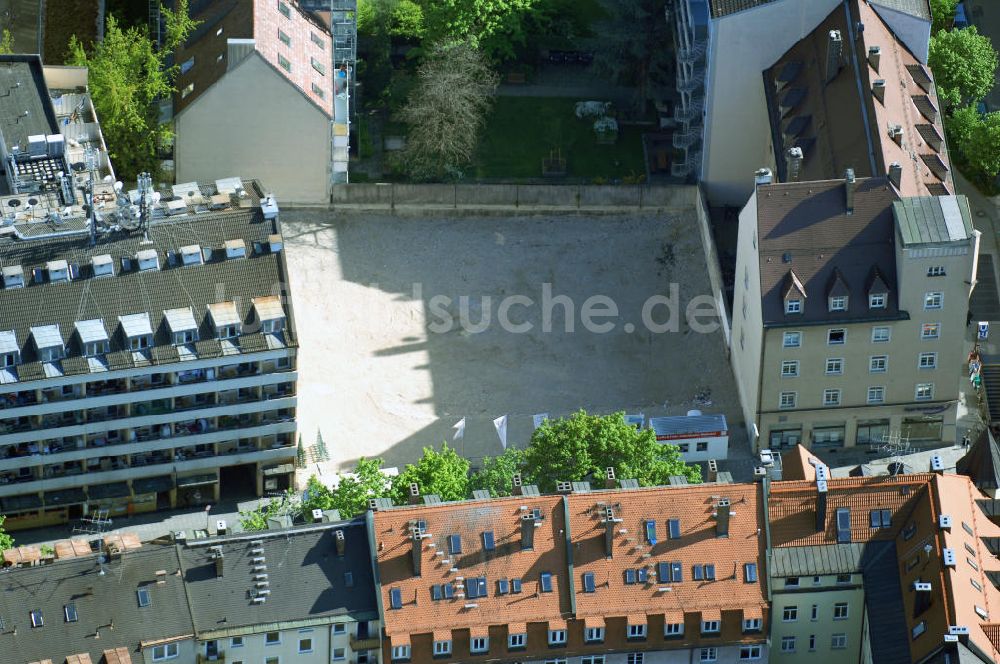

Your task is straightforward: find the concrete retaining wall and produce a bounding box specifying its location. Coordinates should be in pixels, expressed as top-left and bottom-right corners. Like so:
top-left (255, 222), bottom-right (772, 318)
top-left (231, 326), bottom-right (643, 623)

top-left (320, 183), bottom-right (698, 214)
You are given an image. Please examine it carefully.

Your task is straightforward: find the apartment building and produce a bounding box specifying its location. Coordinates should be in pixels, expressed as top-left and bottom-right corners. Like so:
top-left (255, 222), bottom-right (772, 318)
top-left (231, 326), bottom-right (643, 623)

top-left (0, 519), bottom-right (377, 664)
top-left (732, 173), bottom-right (978, 451)
top-left (769, 446), bottom-right (1000, 664)
top-left (173, 0), bottom-right (337, 203)
top-left (0, 178), bottom-right (298, 531)
top-left (369, 479), bottom-right (769, 664)
top-left (670, 0), bottom-right (932, 205)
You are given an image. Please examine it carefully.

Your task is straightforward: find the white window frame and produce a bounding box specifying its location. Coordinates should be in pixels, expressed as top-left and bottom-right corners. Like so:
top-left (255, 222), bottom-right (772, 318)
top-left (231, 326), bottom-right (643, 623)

top-left (781, 360), bottom-right (799, 377)
top-left (585, 627), bottom-right (605, 642)
top-left (834, 603), bottom-right (849, 620)
top-left (867, 386), bottom-right (885, 404)
top-left (664, 622), bottom-right (684, 637)
top-left (924, 292), bottom-right (943, 310)
top-left (783, 606), bottom-right (798, 622)
top-left (823, 389), bottom-right (841, 406)
top-left (918, 352), bottom-right (937, 369)
top-left (825, 358), bottom-right (844, 375)
top-left (265, 632), bottom-right (281, 645)
top-left (743, 618), bottom-right (762, 632)
top-left (785, 299), bottom-right (802, 314)
top-left (700, 648), bottom-right (719, 662)
top-left (701, 620), bottom-right (721, 634)
top-left (433, 640), bottom-right (452, 656)
top-left (151, 643), bottom-right (180, 661)
top-left (870, 355), bottom-right (888, 373)
top-left (927, 266), bottom-right (946, 277)
top-left (915, 383), bottom-right (934, 401)
top-left (548, 629), bottom-right (567, 645)
top-left (739, 645), bottom-right (762, 661)
top-left (582, 658), bottom-right (605, 664)
top-left (230, 636), bottom-right (244, 648)
top-left (471, 637), bottom-right (489, 653)
top-left (869, 293), bottom-right (886, 308)
top-left (332, 648), bottom-right (346, 660)
top-left (783, 331), bottom-right (802, 348)
top-left (831, 633), bottom-right (848, 649)
top-left (508, 633), bottom-right (526, 649)
top-left (872, 326), bottom-right (891, 343)
top-left (627, 624), bottom-right (647, 639)
top-left (627, 654), bottom-right (644, 664)
top-left (391, 645), bottom-right (411, 661)
top-left (299, 638), bottom-right (314, 654)
top-left (779, 392), bottom-right (797, 409)
top-left (781, 636), bottom-right (796, 653)
top-left (921, 323), bottom-right (940, 340)
top-left (827, 328), bottom-right (846, 345)
top-left (829, 296), bottom-right (847, 311)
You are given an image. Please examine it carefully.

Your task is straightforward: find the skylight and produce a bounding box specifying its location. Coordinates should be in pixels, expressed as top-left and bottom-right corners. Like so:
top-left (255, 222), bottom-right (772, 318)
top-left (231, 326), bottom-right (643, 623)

top-left (625, 569), bottom-right (636, 585)
top-left (645, 520), bottom-right (657, 545)
top-left (744, 563), bottom-right (758, 583)
top-left (668, 519), bottom-right (681, 539)
top-left (497, 579), bottom-right (509, 595)
top-left (670, 562), bottom-right (682, 582)
top-left (540, 572), bottom-right (553, 592)
top-left (836, 508), bottom-right (852, 543)
top-left (64, 604), bottom-right (78, 623)
top-left (29, 609), bottom-right (43, 627)
top-left (448, 534), bottom-right (462, 554)
top-left (137, 587), bottom-right (151, 608)
top-left (389, 587), bottom-right (402, 609)
top-left (482, 531), bottom-right (495, 551)
top-left (510, 578), bottom-right (522, 593)
top-left (583, 572), bottom-right (596, 593)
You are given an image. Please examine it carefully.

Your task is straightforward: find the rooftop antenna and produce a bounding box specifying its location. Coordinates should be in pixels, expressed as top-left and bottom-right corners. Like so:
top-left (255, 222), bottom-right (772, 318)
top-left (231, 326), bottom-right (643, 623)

top-left (137, 171), bottom-right (153, 237)
top-left (84, 146), bottom-right (98, 246)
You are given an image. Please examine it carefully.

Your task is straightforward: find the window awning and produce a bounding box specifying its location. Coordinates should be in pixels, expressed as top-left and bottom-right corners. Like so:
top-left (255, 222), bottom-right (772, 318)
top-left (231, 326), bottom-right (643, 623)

top-left (432, 629), bottom-right (451, 643)
top-left (547, 619), bottom-right (567, 631)
top-left (0, 493), bottom-right (42, 512)
top-left (176, 473), bottom-right (218, 488)
top-left (743, 605), bottom-right (763, 621)
top-left (44, 488), bottom-right (86, 506)
top-left (88, 482), bottom-right (130, 499)
top-left (389, 634), bottom-right (410, 648)
top-left (469, 624), bottom-right (490, 639)
top-left (132, 475), bottom-right (174, 494)
top-left (626, 614), bottom-right (646, 626)
top-left (583, 616), bottom-right (604, 629)
top-left (663, 609), bottom-right (685, 624)
top-left (700, 607), bottom-right (722, 622)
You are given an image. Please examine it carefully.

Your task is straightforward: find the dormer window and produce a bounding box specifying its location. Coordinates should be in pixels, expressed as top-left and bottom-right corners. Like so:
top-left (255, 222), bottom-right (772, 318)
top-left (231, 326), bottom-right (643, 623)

top-left (46, 260), bottom-right (70, 283)
top-left (869, 293), bottom-right (886, 308)
top-left (224, 239), bottom-right (247, 260)
top-left (783, 270), bottom-right (806, 315)
top-left (164, 307), bottom-right (200, 345)
top-left (208, 301), bottom-right (242, 339)
top-left (119, 313), bottom-right (154, 351)
top-left (180, 245), bottom-right (204, 266)
top-left (75, 319), bottom-right (110, 357)
top-left (829, 296), bottom-right (847, 312)
top-left (0, 330), bottom-right (19, 367)
top-left (253, 296), bottom-right (286, 334)
top-left (2, 265), bottom-right (24, 288)
top-left (785, 299), bottom-right (802, 314)
top-left (867, 268), bottom-right (889, 311)
top-left (31, 324), bottom-right (65, 362)
top-left (92, 254), bottom-right (114, 277)
top-left (136, 249), bottom-right (160, 272)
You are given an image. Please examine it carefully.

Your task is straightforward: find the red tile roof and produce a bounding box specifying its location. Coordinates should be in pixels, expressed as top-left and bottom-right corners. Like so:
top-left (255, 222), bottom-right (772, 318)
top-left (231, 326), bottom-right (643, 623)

top-left (780, 444), bottom-right (822, 481)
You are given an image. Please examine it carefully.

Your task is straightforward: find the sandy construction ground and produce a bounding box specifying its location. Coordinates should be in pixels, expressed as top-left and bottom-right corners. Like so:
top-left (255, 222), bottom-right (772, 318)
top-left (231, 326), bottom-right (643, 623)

top-left (280, 210), bottom-right (742, 471)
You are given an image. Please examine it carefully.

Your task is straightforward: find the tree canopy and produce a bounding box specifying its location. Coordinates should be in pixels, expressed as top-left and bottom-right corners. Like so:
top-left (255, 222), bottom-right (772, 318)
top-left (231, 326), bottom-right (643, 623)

top-left (592, 0), bottom-right (672, 110)
top-left (470, 447), bottom-right (526, 497)
top-left (397, 41), bottom-right (498, 180)
top-left (238, 490), bottom-right (299, 532)
top-left (950, 106), bottom-right (1000, 184)
top-left (523, 410), bottom-right (701, 492)
top-left (417, 0), bottom-right (541, 59)
top-left (66, 1), bottom-right (198, 178)
top-left (929, 26), bottom-right (998, 109)
top-left (390, 443), bottom-right (471, 503)
top-left (930, 0), bottom-right (959, 34)
top-left (301, 458), bottom-right (393, 518)
top-left (0, 515), bottom-right (13, 552)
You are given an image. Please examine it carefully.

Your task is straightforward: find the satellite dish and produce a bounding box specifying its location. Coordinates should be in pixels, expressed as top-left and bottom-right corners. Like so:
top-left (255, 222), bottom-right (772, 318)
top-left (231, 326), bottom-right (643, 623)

top-left (113, 181), bottom-right (123, 192)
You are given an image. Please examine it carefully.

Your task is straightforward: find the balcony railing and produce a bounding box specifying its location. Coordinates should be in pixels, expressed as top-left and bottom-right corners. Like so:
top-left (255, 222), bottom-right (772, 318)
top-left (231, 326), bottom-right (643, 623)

top-left (350, 636), bottom-right (381, 650)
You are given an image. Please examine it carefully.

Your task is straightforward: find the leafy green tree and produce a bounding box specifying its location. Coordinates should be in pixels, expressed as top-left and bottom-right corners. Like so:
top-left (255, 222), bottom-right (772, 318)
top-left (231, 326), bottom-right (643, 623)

top-left (0, 29), bottom-right (14, 55)
top-left (314, 430), bottom-right (330, 462)
top-left (389, 0), bottom-right (425, 38)
top-left (952, 108), bottom-right (1000, 183)
top-left (358, 0), bottom-right (379, 35)
top-left (418, 0), bottom-right (541, 59)
top-left (67, 2), bottom-right (198, 178)
top-left (397, 41), bottom-right (498, 180)
top-left (301, 458), bottom-right (392, 517)
top-left (0, 515), bottom-right (13, 552)
top-left (592, 0), bottom-right (673, 111)
top-left (161, 0), bottom-right (200, 54)
top-left (930, 0), bottom-right (959, 34)
top-left (238, 490), bottom-right (300, 532)
top-left (929, 27), bottom-right (998, 109)
top-left (470, 447), bottom-right (526, 497)
top-left (523, 411), bottom-right (700, 492)
top-left (390, 443), bottom-right (470, 504)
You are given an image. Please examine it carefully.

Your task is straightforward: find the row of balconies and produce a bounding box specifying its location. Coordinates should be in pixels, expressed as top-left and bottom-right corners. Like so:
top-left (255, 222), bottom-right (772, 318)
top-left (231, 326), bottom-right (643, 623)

top-left (0, 359), bottom-right (292, 412)
top-left (0, 381), bottom-right (295, 437)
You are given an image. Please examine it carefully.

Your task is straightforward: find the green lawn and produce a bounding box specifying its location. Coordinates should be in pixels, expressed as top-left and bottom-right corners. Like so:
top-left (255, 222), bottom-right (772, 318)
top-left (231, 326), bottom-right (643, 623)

top-left (473, 97), bottom-right (647, 181)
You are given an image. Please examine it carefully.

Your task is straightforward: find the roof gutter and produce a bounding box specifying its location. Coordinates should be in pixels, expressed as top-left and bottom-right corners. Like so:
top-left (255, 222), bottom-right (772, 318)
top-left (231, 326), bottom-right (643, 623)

top-left (843, 0), bottom-right (879, 177)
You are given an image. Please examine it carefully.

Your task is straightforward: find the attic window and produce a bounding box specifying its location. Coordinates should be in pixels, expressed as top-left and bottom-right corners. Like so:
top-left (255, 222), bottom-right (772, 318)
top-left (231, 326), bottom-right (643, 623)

top-left (869, 293), bottom-right (886, 309)
top-left (31, 324), bottom-right (65, 362)
top-left (828, 296), bottom-right (847, 312)
top-left (136, 249), bottom-right (159, 272)
top-left (389, 587), bottom-right (402, 609)
top-left (668, 519), bottom-right (681, 539)
top-left (539, 572), bottom-right (553, 592)
top-left (119, 313), bottom-right (154, 351)
top-left (625, 569), bottom-right (636, 584)
top-left (47, 259), bottom-right (70, 283)
top-left (30, 609), bottom-right (43, 627)
top-left (466, 576), bottom-right (487, 599)
top-left (448, 534), bottom-right (462, 554)
top-left (180, 245), bottom-right (203, 266)
top-left (92, 255), bottom-right (114, 277)
top-left (510, 578), bottom-right (522, 593)
top-left (637, 567), bottom-right (648, 583)
top-left (870, 509), bottom-right (891, 528)
top-left (482, 531), bottom-right (495, 551)
top-left (344, 572), bottom-right (354, 587)
top-left (744, 563), bottom-right (758, 583)
top-left (670, 561), bottom-right (683, 582)
top-left (785, 299), bottom-right (802, 314)
top-left (137, 587), bottom-right (151, 608)
top-left (208, 302), bottom-right (242, 339)
top-left (2, 265), bottom-right (24, 288)
top-left (497, 578), bottom-right (510, 594)
top-left (644, 520), bottom-right (657, 545)
top-left (836, 508), bottom-right (852, 543)
top-left (224, 239), bottom-right (247, 260)
top-left (582, 572), bottom-right (596, 592)
top-left (64, 604), bottom-right (78, 623)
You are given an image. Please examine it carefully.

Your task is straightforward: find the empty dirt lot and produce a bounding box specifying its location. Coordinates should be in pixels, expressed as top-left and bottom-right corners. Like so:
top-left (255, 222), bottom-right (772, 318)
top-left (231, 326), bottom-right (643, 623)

top-left (281, 210), bottom-right (741, 470)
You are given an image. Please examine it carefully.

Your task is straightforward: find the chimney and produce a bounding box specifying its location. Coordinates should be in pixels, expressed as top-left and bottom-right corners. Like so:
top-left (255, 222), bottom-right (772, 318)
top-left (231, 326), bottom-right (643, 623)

top-left (707, 459), bottom-right (719, 482)
top-left (868, 45), bottom-right (881, 72)
top-left (889, 124), bottom-right (903, 145)
top-left (604, 508), bottom-right (615, 557)
top-left (155, 569), bottom-right (167, 585)
top-left (312, 508), bottom-right (324, 523)
top-left (754, 168), bottom-right (773, 186)
top-left (408, 483), bottom-right (420, 505)
top-left (605, 467), bottom-right (616, 489)
top-left (816, 480), bottom-right (828, 532)
top-left (826, 30), bottom-right (843, 83)
top-left (888, 162), bottom-right (902, 189)
top-left (844, 168), bottom-right (856, 214)
top-left (411, 532), bottom-right (422, 576)
top-left (215, 555), bottom-right (224, 578)
top-left (872, 79), bottom-right (885, 104)
top-left (335, 529), bottom-right (346, 557)
top-left (785, 147), bottom-right (803, 181)
top-left (520, 514), bottom-right (535, 550)
top-left (512, 473), bottom-right (523, 496)
top-left (556, 480), bottom-right (573, 494)
top-left (715, 499), bottom-right (731, 538)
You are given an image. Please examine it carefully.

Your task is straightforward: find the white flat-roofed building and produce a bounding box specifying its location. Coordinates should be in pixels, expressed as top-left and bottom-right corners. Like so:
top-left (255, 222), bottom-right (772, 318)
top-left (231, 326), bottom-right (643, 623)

top-left (648, 412), bottom-right (729, 461)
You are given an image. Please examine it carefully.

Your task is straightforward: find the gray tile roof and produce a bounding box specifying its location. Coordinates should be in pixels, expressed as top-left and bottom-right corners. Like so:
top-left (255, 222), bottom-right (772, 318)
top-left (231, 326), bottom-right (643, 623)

top-left (861, 541), bottom-right (911, 664)
top-left (870, 0), bottom-right (931, 20)
top-left (893, 195), bottom-right (975, 246)
top-left (708, 0), bottom-right (776, 19)
top-left (179, 521), bottom-right (378, 633)
top-left (648, 413), bottom-right (728, 437)
top-left (0, 545), bottom-right (194, 664)
top-left (769, 543), bottom-right (867, 576)
top-left (755, 178), bottom-right (904, 326)
top-left (0, 187), bottom-right (297, 384)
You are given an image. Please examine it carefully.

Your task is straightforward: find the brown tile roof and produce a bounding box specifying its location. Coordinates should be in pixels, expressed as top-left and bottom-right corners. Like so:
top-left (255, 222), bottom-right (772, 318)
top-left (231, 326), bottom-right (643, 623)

top-left (754, 177), bottom-right (902, 326)
top-left (102, 648), bottom-right (132, 664)
top-left (373, 495), bottom-right (571, 663)
top-left (567, 483), bottom-right (768, 649)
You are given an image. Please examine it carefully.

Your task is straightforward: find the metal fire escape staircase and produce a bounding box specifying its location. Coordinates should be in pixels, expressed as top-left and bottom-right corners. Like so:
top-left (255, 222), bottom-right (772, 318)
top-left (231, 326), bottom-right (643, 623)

top-left (331, 0), bottom-right (356, 184)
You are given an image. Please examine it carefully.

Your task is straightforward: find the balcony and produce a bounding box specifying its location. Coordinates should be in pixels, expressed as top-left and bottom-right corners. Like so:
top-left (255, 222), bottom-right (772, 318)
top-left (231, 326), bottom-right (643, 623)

top-left (197, 654), bottom-right (225, 664)
top-left (350, 636), bottom-right (381, 651)
top-left (0, 391), bottom-right (38, 410)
